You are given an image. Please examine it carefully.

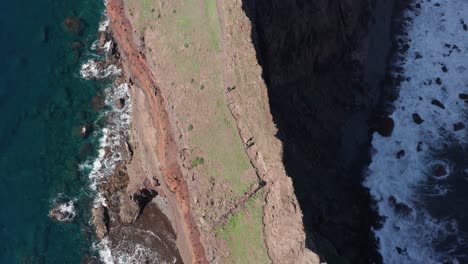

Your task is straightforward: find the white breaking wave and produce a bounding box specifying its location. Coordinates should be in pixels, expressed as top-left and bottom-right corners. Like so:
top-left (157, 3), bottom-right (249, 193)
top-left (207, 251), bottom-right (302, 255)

top-left (79, 82), bottom-right (132, 197)
top-left (364, 0), bottom-right (468, 263)
top-left (80, 59), bottom-right (121, 79)
top-left (49, 195), bottom-right (77, 222)
top-left (98, 11), bottom-right (110, 32)
top-left (93, 230), bottom-right (174, 264)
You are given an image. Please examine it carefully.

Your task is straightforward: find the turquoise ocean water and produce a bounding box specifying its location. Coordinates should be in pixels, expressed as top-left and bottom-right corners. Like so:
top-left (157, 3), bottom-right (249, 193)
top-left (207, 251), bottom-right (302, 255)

top-left (0, 0), bottom-right (107, 262)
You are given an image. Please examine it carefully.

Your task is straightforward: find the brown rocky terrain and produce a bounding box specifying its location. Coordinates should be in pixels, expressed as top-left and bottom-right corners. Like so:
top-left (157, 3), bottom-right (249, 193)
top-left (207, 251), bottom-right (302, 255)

top-left (102, 0), bottom-right (321, 263)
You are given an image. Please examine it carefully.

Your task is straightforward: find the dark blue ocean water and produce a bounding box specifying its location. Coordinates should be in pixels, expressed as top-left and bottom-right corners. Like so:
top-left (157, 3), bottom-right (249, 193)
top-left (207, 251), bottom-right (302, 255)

top-left (0, 0), bottom-right (106, 262)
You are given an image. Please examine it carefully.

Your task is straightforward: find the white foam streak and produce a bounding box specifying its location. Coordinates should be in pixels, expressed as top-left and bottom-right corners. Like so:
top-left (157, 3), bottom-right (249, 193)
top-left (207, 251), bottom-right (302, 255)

top-left (80, 60), bottom-right (121, 79)
top-left (94, 233), bottom-right (171, 264)
top-left (364, 0), bottom-right (468, 263)
top-left (81, 83), bottom-right (132, 205)
top-left (98, 11), bottom-right (110, 32)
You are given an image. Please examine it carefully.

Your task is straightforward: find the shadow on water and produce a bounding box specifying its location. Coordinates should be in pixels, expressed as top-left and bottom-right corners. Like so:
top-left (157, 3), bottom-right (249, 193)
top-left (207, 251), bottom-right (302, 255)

top-left (239, 0), bottom-right (394, 263)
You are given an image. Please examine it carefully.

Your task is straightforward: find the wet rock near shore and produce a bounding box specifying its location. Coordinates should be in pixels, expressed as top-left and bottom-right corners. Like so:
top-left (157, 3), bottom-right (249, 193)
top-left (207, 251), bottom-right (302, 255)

top-left (49, 201), bottom-right (76, 222)
top-left (396, 150), bottom-right (406, 159)
top-left (80, 123), bottom-right (93, 138)
top-left (453, 122), bottom-right (465, 131)
top-left (372, 116), bottom-right (395, 137)
top-left (92, 205), bottom-right (109, 240)
top-left (433, 164), bottom-right (448, 177)
top-left (431, 99), bottom-right (445, 109)
top-left (412, 113), bottom-right (424, 124)
top-left (388, 196), bottom-right (412, 217)
top-left (114, 97), bottom-right (125, 110)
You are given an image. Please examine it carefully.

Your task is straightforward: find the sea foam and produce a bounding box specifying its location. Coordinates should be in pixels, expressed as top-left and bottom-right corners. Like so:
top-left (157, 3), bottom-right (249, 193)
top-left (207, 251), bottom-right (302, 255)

top-left (364, 0), bottom-right (468, 263)
top-left (80, 59), bottom-right (121, 79)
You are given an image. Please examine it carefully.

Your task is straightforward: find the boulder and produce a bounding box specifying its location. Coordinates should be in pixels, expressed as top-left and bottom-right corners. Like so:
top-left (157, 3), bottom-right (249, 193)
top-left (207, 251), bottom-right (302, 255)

top-left (396, 150), bottom-right (405, 159)
top-left (49, 201), bottom-right (76, 222)
top-left (375, 116), bottom-right (394, 137)
top-left (118, 192), bottom-right (140, 224)
top-left (431, 99), bottom-right (445, 109)
top-left (80, 123), bottom-right (93, 138)
top-left (91, 206), bottom-right (109, 240)
top-left (114, 98), bottom-right (125, 110)
top-left (98, 31), bottom-right (108, 49)
top-left (412, 113), bottom-right (424, 124)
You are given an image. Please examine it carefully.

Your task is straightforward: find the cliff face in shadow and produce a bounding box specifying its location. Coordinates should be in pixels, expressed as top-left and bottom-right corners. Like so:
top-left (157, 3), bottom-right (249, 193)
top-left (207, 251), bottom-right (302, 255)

top-left (241, 0), bottom-right (385, 262)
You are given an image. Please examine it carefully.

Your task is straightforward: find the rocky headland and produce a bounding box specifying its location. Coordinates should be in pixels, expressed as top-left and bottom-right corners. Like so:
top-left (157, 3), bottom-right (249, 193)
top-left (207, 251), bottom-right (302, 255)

top-left (89, 0), bottom-right (402, 263)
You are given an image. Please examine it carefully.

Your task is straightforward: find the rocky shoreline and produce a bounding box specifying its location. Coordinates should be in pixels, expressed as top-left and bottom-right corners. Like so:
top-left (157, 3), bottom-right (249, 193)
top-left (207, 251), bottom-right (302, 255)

top-left (98, 0), bottom-right (207, 262)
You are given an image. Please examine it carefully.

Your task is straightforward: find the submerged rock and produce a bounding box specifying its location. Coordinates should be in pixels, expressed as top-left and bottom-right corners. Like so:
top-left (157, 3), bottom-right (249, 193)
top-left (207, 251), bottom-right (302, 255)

top-left (417, 142), bottom-right (423, 152)
top-left (92, 95), bottom-right (105, 110)
top-left (433, 164), bottom-right (448, 177)
top-left (453, 122), bottom-right (465, 131)
top-left (396, 150), bottom-right (406, 159)
top-left (64, 16), bottom-right (85, 35)
top-left (388, 196), bottom-right (412, 217)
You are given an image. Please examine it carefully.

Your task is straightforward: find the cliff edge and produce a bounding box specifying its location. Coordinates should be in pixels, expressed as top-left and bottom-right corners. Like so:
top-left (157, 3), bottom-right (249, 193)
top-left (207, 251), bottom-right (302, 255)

top-left (106, 0), bottom-right (320, 263)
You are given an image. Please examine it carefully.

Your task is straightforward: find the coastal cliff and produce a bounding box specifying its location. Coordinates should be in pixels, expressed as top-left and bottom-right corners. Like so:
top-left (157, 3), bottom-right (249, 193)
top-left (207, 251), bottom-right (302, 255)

top-left (103, 0), bottom-right (319, 263)
top-left (97, 0), bottom-right (393, 263)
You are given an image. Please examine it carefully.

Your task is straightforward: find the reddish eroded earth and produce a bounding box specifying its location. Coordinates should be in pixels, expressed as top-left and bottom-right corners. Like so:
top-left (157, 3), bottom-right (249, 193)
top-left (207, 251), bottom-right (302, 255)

top-left (106, 0), bottom-right (208, 263)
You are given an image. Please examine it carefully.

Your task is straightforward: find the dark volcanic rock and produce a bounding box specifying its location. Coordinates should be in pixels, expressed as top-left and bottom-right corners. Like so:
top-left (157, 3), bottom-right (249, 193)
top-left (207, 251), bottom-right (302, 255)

top-left (453, 122), bottom-right (465, 131)
top-left (431, 99), bottom-right (445, 109)
top-left (375, 116), bottom-right (395, 137)
top-left (412, 113), bottom-right (424, 124)
top-left (396, 150), bottom-right (406, 159)
top-left (433, 164), bottom-right (448, 177)
top-left (388, 196), bottom-right (412, 217)
top-left (417, 142), bottom-right (423, 152)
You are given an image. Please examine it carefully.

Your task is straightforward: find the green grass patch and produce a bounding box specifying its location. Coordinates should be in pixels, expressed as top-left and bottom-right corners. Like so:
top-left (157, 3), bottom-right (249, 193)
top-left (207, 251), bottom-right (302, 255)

top-left (217, 192), bottom-right (270, 264)
top-left (191, 157), bottom-right (205, 168)
top-left (191, 95), bottom-right (254, 195)
top-left (204, 0), bottom-right (222, 51)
